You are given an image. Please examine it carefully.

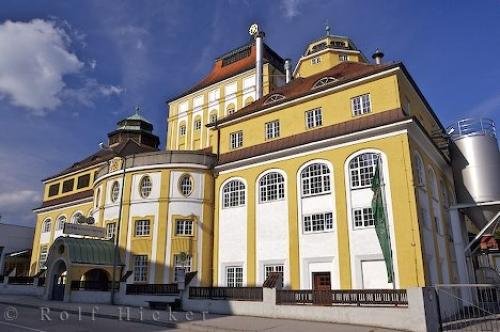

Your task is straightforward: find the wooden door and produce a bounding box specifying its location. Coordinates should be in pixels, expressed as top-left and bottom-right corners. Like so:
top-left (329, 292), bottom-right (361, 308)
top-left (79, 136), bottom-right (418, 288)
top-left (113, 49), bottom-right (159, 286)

top-left (312, 272), bottom-right (331, 305)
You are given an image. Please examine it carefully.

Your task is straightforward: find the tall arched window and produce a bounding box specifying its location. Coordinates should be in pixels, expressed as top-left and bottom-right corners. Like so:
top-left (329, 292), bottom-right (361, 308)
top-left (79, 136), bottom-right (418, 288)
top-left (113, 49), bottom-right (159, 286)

top-left (139, 175), bottom-right (153, 198)
top-left (414, 154), bottom-right (426, 187)
top-left (222, 180), bottom-right (246, 208)
top-left (179, 122), bottom-right (186, 136)
top-left (42, 219), bottom-right (51, 233)
top-left (349, 153), bottom-right (379, 189)
top-left (57, 216), bottom-right (66, 230)
top-left (259, 172), bottom-right (285, 202)
top-left (428, 168), bottom-right (438, 200)
top-left (110, 181), bottom-right (120, 202)
top-left (72, 212), bottom-right (83, 224)
top-left (193, 116), bottom-right (202, 131)
top-left (226, 103), bottom-right (236, 115)
top-left (301, 163), bottom-right (331, 196)
top-left (95, 188), bottom-right (101, 207)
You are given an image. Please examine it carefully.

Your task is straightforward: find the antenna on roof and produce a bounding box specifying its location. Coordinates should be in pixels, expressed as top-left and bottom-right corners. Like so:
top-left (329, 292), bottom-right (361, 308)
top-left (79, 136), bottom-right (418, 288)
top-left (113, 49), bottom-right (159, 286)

top-left (325, 20), bottom-right (331, 36)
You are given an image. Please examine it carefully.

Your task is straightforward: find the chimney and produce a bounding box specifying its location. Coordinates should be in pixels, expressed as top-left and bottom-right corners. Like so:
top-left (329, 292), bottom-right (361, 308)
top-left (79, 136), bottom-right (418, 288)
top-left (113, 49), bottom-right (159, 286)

top-left (249, 23), bottom-right (265, 99)
top-left (372, 48), bottom-right (384, 65)
top-left (284, 59), bottom-right (292, 84)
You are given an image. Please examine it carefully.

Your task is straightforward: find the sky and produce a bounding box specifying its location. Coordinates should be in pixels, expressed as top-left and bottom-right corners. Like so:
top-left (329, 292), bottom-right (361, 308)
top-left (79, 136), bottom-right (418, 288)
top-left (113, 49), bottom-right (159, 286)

top-left (0, 0), bottom-right (499, 227)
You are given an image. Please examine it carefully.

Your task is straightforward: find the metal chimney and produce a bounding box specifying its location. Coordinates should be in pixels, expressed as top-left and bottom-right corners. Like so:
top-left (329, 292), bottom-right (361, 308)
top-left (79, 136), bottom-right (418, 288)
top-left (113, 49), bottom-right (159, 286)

top-left (249, 23), bottom-right (265, 99)
top-left (372, 48), bottom-right (384, 65)
top-left (284, 59), bottom-right (292, 84)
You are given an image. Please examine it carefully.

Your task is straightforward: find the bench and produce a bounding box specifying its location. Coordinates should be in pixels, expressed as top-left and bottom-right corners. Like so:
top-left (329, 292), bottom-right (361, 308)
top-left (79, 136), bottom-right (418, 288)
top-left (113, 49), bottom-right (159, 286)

top-left (146, 299), bottom-right (181, 310)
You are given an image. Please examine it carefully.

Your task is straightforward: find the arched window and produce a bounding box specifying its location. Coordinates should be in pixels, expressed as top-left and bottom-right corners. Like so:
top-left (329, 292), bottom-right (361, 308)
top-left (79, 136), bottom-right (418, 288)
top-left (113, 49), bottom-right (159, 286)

top-left (139, 175), bottom-right (152, 198)
top-left (209, 111), bottom-right (218, 124)
top-left (110, 181), bottom-right (120, 202)
top-left (312, 76), bottom-right (337, 89)
top-left (222, 180), bottom-right (246, 208)
top-left (226, 103), bottom-right (236, 115)
top-left (179, 174), bottom-right (193, 197)
top-left (179, 122), bottom-right (186, 136)
top-left (414, 154), bottom-right (426, 187)
top-left (72, 212), bottom-right (83, 224)
top-left (57, 216), bottom-right (66, 231)
top-left (428, 168), bottom-right (438, 200)
top-left (301, 163), bottom-right (331, 196)
top-left (95, 188), bottom-right (101, 208)
top-left (42, 219), bottom-right (51, 233)
top-left (244, 96), bottom-right (254, 106)
top-left (263, 94), bottom-right (285, 105)
top-left (349, 153), bottom-right (379, 189)
top-left (259, 172), bottom-right (285, 202)
top-left (193, 116), bottom-right (202, 131)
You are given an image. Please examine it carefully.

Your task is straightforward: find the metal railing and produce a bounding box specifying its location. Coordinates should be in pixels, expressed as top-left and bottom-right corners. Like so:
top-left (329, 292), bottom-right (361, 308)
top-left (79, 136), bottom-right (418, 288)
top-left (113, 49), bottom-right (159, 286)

top-left (125, 283), bottom-right (179, 296)
top-left (447, 118), bottom-right (496, 140)
top-left (70, 280), bottom-right (118, 291)
top-left (435, 284), bottom-right (500, 331)
top-left (276, 289), bottom-right (408, 306)
top-left (7, 276), bottom-right (34, 285)
top-left (189, 287), bottom-right (264, 301)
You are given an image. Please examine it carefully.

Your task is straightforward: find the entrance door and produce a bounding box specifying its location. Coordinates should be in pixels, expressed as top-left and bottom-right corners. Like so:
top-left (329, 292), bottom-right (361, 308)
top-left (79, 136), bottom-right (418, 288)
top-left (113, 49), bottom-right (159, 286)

top-left (52, 274), bottom-right (65, 301)
top-left (312, 272), bottom-right (331, 305)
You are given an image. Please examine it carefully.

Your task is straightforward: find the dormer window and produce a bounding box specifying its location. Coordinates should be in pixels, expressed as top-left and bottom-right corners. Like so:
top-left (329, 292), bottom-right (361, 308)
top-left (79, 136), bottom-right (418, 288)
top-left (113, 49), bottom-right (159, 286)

top-left (264, 94), bottom-right (285, 105)
top-left (311, 56), bottom-right (321, 64)
top-left (312, 77), bottom-right (337, 89)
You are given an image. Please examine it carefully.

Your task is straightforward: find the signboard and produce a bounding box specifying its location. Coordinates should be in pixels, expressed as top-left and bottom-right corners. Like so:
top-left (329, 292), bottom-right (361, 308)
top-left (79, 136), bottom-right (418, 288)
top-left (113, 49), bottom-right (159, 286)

top-left (63, 223), bottom-right (107, 238)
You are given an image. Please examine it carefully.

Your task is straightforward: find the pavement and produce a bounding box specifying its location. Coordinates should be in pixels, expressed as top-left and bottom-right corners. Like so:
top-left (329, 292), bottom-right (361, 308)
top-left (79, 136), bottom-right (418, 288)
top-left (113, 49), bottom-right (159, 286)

top-left (0, 294), bottom-right (402, 331)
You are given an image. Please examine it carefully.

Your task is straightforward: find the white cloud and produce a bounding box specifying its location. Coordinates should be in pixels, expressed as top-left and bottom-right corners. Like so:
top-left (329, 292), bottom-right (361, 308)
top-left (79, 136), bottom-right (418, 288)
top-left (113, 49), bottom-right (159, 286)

top-left (280, 0), bottom-right (302, 19)
top-left (0, 19), bottom-right (83, 113)
top-left (99, 85), bottom-right (124, 96)
top-left (0, 190), bottom-right (40, 211)
top-left (61, 78), bottom-right (124, 107)
top-left (469, 93), bottom-right (500, 118)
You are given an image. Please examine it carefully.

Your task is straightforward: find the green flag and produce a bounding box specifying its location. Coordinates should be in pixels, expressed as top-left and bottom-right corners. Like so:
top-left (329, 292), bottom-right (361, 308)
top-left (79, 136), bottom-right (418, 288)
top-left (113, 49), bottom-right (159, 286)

top-left (371, 158), bottom-right (394, 284)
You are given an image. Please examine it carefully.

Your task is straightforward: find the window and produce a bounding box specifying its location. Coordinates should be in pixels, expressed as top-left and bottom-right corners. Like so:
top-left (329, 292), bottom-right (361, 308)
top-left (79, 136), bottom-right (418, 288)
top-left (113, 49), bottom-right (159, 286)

top-left (133, 255), bottom-right (148, 282)
top-left (222, 180), bottom-right (246, 208)
top-left (62, 179), bottom-right (74, 193)
top-left (227, 105), bottom-right (236, 115)
top-left (259, 172), bottom-right (285, 202)
top-left (265, 120), bottom-right (280, 140)
top-left (56, 216), bottom-right (66, 231)
top-left (230, 131), bottom-right (243, 149)
top-left (139, 176), bottom-right (152, 198)
top-left (312, 77), bottom-right (337, 89)
top-left (428, 169), bottom-right (438, 200)
top-left (209, 112), bottom-right (217, 124)
top-left (39, 245), bottom-right (48, 269)
top-left (226, 266), bottom-right (243, 287)
top-left (179, 175), bottom-right (193, 197)
top-left (349, 153), bottom-right (379, 189)
top-left (71, 212), bottom-right (83, 224)
top-left (176, 219), bottom-right (193, 236)
top-left (311, 56), bottom-right (321, 64)
top-left (339, 54), bottom-right (348, 62)
top-left (264, 265), bottom-right (284, 287)
top-left (95, 188), bottom-right (101, 207)
top-left (353, 207), bottom-right (375, 229)
top-left (48, 183), bottom-right (59, 197)
top-left (135, 220), bottom-right (150, 236)
top-left (301, 163), bottom-right (331, 196)
top-left (110, 181), bottom-right (120, 202)
top-left (106, 222), bottom-right (116, 239)
top-left (305, 108), bottom-right (322, 129)
top-left (194, 118), bottom-right (202, 130)
top-left (264, 94), bottom-right (285, 105)
top-left (77, 174), bottom-right (91, 189)
top-left (414, 154), bottom-right (426, 187)
top-left (174, 254), bottom-right (192, 282)
top-left (303, 212), bottom-right (333, 233)
top-left (179, 124), bottom-right (186, 136)
top-left (42, 219), bottom-right (51, 233)
top-left (351, 94), bottom-right (371, 116)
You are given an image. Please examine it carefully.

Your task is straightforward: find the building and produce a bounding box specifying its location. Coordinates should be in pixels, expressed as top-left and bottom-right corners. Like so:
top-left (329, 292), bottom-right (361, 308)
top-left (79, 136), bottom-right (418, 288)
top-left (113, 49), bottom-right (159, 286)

top-left (0, 223), bottom-right (34, 276)
top-left (29, 25), bottom-right (473, 299)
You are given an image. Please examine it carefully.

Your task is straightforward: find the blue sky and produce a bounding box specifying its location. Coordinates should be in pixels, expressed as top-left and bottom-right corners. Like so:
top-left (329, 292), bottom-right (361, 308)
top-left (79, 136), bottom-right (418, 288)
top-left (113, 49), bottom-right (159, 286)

top-left (0, 0), bottom-right (499, 226)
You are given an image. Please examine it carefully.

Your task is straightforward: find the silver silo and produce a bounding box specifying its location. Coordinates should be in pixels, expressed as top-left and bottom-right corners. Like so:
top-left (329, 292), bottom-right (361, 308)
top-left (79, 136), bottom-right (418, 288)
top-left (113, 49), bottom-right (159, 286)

top-left (448, 118), bottom-right (500, 229)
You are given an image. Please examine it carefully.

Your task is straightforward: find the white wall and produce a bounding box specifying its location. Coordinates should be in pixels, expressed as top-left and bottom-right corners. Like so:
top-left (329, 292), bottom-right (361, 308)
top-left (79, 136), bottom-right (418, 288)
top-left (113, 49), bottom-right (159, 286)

top-left (0, 224), bottom-right (34, 275)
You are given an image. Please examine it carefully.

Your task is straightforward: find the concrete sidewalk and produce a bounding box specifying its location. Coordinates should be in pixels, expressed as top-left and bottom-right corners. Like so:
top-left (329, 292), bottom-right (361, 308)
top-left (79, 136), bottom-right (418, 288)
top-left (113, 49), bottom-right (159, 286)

top-left (0, 294), bottom-right (401, 331)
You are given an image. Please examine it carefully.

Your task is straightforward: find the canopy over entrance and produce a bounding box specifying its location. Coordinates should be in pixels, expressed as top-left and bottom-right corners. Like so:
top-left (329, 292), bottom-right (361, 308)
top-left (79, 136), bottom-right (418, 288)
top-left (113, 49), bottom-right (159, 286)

top-left (47, 237), bottom-right (123, 266)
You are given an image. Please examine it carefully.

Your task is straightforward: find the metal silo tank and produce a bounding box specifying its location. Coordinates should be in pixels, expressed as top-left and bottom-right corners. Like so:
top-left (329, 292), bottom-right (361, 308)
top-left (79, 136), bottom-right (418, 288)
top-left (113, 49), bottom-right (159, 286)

top-left (448, 118), bottom-right (500, 229)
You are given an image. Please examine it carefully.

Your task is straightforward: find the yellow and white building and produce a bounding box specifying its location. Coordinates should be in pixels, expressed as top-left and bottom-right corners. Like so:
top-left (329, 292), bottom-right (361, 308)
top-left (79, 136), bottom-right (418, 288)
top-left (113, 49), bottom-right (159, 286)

top-left (30, 26), bottom-right (464, 295)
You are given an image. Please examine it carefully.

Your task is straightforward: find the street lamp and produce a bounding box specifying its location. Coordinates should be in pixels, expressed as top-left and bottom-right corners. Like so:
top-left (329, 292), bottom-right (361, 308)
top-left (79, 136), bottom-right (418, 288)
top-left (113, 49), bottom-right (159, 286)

top-left (99, 143), bottom-right (126, 305)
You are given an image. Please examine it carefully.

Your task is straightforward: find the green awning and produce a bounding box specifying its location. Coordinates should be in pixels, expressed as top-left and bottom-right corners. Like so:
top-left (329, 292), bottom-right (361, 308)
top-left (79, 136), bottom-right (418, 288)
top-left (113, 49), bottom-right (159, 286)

top-left (50, 236), bottom-right (123, 266)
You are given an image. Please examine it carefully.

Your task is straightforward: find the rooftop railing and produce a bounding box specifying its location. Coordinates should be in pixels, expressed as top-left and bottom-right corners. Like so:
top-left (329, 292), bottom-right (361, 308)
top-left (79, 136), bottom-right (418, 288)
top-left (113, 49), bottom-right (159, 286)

top-left (447, 118), bottom-right (496, 140)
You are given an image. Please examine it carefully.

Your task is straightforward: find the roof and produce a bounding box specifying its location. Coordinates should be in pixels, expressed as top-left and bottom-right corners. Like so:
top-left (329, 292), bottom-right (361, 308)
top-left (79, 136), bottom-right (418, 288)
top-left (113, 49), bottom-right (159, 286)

top-left (43, 139), bottom-right (158, 182)
top-left (218, 108), bottom-right (408, 165)
top-left (216, 61), bottom-right (398, 126)
top-left (35, 189), bottom-right (93, 210)
top-left (123, 112), bottom-right (152, 124)
top-left (49, 236), bottom-right (123, 266)
top-left (167, 42), bottom-right (285, 103)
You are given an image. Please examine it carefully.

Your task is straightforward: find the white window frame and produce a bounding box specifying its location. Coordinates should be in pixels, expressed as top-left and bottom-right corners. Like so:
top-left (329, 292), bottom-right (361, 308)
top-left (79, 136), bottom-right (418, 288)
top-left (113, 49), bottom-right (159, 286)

top-left (135, 219), bottom-right (150, 236)
top-left (179, 124), bottom-right (186, 136)
top-left (230, 131), bottom-right (243, 149)
top-left (42, 219), bottom-right (51, 233)
top-left (139, 175), bottom-right (152, 198)
top-left (265, 120), bottom-right (280, 140)
top-left (311, 56), bottom-right (321, 64)
top-left (194, 118), bottom-right (202, 131)
top-left (179, 175), bottom-right (193, 197)
top-left (301, 163), bottom-right (331, 197)
top-left (222, 180), bottom-right (246, 208)
top-left (351, 93), bottom-right (371, 116)
top-left (303, 212), bottom-right (334, 234)
top-left (352, 207), bottom-right (375, 229)
top-left (39, 245), bottom-right (48, 269)
top-left (349, 153), bottom-right (379, 189)
top-left (226, 266), bottom-right (243, 287)
top-left (414, 154), bottom-right (426, 188)
top-left (133, 255), bottom-right (148, 282)
top-left (56, 216), bottom-right (66, 231)
top-left (110, 181), bottom-right (120, 203)
top-left (264, 264), bottom-right (284, 287)
top-left (209, 113), bottom-right (217, 124)
top-left (173, 254), bottom-right (192, 282)
top-left (305, 108), bottom-right (322, 129)
top-left (175, 219), bottom-right (193, 236)
top-left (339, 54), bottom-right (348, 61)
top-left (106, 222), bottom-right (117, 239)
top-left (259, 172), bottom-right (285, 203)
